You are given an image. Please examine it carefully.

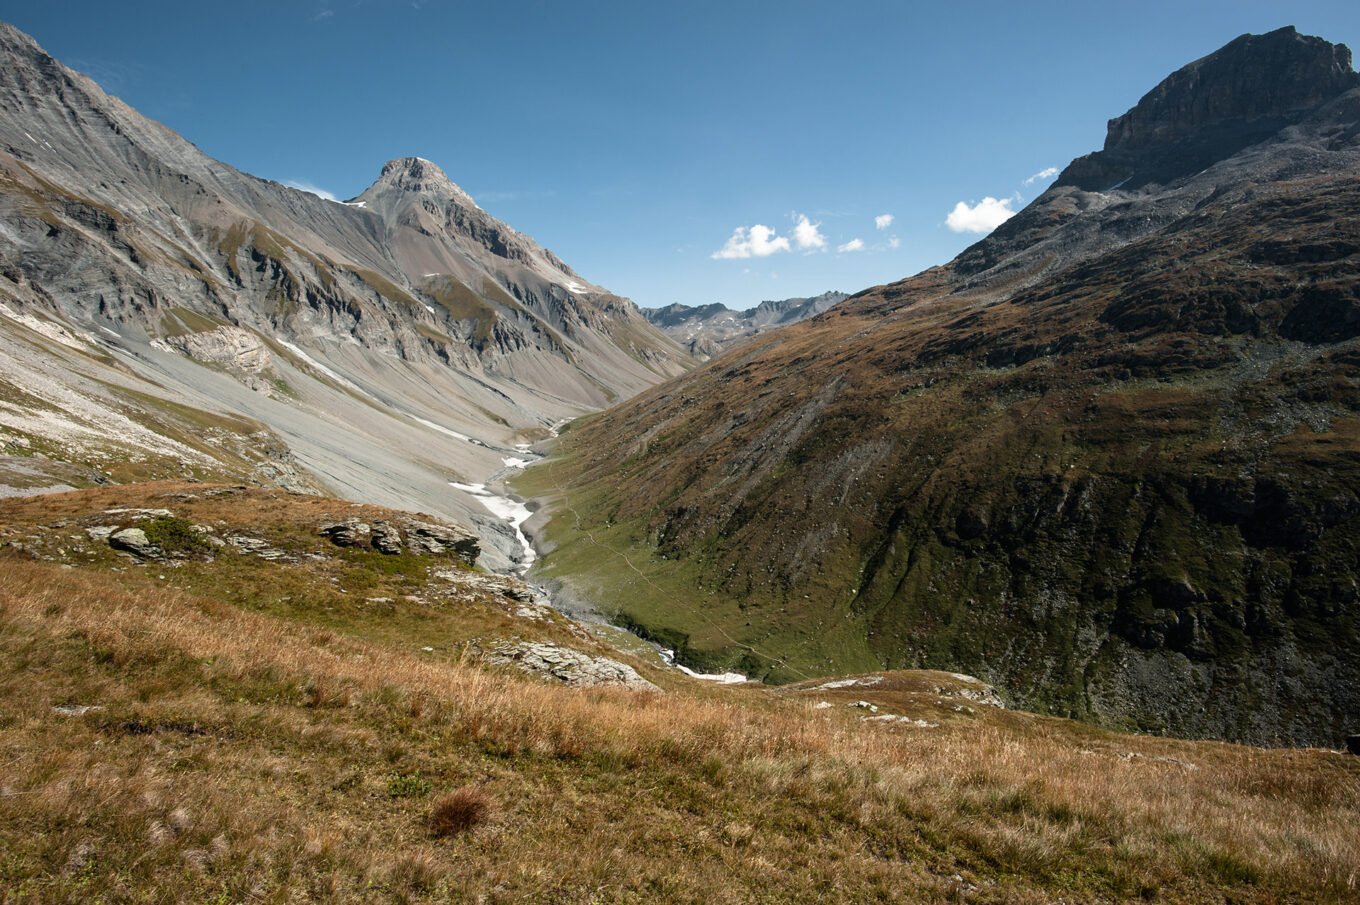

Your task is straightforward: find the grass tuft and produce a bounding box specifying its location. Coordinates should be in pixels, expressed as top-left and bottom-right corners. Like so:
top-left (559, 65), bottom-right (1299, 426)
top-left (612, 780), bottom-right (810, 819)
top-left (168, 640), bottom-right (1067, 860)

top-left (428, 787), bottom-right (493, 838)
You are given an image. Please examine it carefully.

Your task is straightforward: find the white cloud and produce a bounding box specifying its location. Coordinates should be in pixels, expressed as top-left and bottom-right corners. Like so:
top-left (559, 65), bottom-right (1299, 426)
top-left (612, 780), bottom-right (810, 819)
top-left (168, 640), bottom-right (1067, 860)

top-left (945, 196), bottom-right (1016, 234)
top-left (888, 236), bottom-right (901, 249)
top-left (837, 238), bottom-right (865, 253)
top-left (874, 213), bottom-right (894, 230)
top-left (1023, 166), bottom-right (1059, 186)
top-left (792, 214), bottom-right (826, 250)
top-left (284, 180), bottom-right (338, 202)
top-left (712, 224), bottom-right (791, 260)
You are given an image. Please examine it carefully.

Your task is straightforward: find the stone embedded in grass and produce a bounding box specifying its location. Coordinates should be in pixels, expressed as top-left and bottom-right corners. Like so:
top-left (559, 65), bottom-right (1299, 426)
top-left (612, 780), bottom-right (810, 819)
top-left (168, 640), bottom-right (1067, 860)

top-left (52, 703), bottom-right (103, 716)
top-left (487, 641), bottom-right (660, 691)
top-left (101, 508), bottom-right (173, 520)
top-left (108, 527), bottom-right (156, 557)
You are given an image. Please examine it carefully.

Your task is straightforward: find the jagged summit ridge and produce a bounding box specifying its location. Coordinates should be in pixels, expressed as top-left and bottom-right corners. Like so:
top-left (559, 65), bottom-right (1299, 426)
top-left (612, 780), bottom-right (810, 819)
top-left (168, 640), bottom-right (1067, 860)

top-left (1059, 25), bottom-right (1360, 191)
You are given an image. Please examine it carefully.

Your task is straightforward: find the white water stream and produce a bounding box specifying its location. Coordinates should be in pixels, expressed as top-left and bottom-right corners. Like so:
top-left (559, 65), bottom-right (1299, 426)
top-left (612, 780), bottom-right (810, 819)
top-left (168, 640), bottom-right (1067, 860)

top-left (450, 424), bottom-right (748, 684)
top-left (450, 447), bottom-right (538, 575)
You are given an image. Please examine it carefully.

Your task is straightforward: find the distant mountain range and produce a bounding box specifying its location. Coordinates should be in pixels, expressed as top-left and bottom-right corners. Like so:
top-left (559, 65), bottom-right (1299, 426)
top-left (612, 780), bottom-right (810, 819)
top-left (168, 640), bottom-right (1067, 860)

top-left (644, 291), bottom-right (848, 359)
top-left (528, 27), bottom-right (1360, 746)
top-left (0, 21), bottom-right (692, 568)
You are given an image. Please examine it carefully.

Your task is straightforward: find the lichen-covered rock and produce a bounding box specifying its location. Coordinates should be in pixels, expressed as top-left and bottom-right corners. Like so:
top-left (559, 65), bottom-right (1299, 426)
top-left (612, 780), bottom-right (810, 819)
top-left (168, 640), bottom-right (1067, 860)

top-left (486, 642), bottom-right (659, 691)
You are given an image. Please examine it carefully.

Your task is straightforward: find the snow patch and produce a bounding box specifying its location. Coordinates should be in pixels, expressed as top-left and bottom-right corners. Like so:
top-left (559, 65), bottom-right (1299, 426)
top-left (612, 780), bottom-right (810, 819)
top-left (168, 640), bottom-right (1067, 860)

top-left (411, 415), bottom-right (471, 442)
top-left (275, 339), bottom-right (376, 400)
top-left (816, 675), bottom-right (883, 690)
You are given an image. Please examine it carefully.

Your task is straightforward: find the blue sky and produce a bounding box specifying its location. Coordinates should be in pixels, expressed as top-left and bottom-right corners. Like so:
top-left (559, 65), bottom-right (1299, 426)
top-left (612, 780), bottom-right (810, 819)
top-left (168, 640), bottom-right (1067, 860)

top-left (7, 1), bottom-right (1359, 309)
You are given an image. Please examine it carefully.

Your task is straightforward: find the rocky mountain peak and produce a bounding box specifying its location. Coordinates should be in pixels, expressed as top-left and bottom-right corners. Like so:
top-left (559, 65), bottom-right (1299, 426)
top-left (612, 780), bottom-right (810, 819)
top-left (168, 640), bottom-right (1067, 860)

top-left (1058, 26), bottom-right (1360, 191)
top-left (1105, 26), bottom-right (1359, 152)
top-left (368, 156), bottom-right (474, 203)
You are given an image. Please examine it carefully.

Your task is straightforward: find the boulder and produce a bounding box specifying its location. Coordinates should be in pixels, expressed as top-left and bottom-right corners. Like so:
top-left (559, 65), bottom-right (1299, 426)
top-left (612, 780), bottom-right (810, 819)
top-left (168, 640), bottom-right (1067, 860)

top-left (108, 528), bottom-right (156, 557)
top-left (318, 519), bottom-right (370, 547)
top-left (486, 642), bottom-right (660, 691)
top-left (370, 521), bottom-right (403, 555)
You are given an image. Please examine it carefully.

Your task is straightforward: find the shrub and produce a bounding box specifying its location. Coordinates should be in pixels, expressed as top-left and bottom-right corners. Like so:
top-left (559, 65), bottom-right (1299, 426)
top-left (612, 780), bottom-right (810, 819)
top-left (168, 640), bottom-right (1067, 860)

top-left (428, 787), bottom-right (492, 838)
top-left (142, 516), bottom-right (211, 555)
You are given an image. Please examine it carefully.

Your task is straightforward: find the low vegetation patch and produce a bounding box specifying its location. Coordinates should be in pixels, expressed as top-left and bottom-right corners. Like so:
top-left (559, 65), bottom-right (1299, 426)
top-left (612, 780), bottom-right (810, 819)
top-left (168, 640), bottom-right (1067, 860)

top-left (141, 515), bottom-right (211, 555)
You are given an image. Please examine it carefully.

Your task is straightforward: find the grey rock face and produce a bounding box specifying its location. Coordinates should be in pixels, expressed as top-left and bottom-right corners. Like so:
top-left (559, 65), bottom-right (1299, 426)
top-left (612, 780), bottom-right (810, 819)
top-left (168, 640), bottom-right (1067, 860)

top-left (152, 327), bottom-right (276, 393)
top-left (1058, 26), bottom-right (1360, 191)
top-left (369, 521), bottom-right (403, 555)
top-left (319, 519), bottom-right (370, 547)
top-left (404, 520), bottom-right (479, 564)
top-left (108, 527), bottom-right (155, 557)
top-left (487, 641), bottom-right (660, 691)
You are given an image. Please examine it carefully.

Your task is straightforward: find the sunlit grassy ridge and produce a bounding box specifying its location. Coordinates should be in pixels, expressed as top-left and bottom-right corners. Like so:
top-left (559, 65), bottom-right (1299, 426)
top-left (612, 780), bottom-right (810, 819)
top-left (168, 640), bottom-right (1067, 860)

top-left (1, 484), bottom-right (1358, 902)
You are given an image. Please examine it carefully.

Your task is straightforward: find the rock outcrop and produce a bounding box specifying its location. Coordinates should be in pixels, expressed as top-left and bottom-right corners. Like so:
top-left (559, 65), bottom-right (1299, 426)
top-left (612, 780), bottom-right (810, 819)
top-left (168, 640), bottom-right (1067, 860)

top-left (405, 520), bottom-right (480, 562)
top-left (318, 519), bottom-right (370, 547)
top-left (318, 516), bottom-right (480, 566)
top-left (486, 641), bottom-right (660, 691)
top-left (369, 521), bottom-right (403, 556)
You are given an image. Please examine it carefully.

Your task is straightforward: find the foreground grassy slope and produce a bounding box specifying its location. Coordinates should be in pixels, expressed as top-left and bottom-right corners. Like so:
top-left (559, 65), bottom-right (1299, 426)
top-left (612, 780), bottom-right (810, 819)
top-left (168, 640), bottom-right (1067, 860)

top-left (2, 484), bottom-right (1359, 903)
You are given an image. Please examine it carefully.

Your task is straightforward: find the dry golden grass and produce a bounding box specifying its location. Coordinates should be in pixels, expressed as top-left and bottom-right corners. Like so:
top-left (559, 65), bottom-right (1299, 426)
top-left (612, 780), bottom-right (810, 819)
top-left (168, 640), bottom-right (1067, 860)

top-left (1, 484), bottom-right (1359, 902)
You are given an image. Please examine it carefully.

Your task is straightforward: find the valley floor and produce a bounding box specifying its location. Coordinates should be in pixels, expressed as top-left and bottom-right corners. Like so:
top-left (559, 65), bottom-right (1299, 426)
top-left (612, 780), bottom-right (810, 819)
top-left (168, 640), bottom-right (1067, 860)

top-left (1, 484), bottom-right (1358, 903)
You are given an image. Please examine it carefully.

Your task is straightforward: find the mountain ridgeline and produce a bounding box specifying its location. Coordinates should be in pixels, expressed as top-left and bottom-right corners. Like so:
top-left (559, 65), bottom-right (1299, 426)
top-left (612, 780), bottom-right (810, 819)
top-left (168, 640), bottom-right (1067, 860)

top-left (644, 291), bottom-right (849, 360)
top-left (529, 27), bottom-right (1360, 746)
